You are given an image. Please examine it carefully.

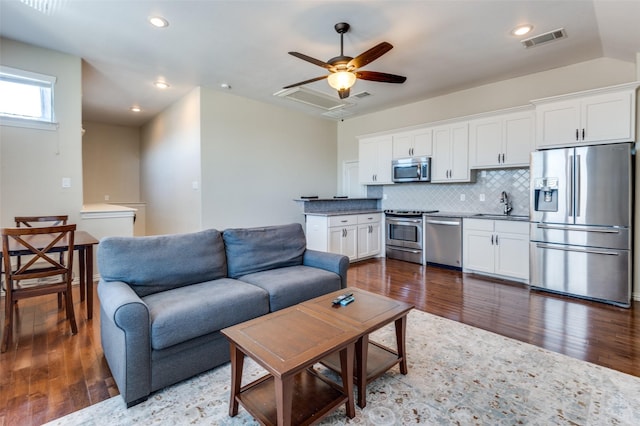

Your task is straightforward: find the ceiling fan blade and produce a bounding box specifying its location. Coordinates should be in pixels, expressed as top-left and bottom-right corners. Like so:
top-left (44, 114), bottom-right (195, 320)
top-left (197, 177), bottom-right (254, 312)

top-left (348, 42), bottom-right (393, 69)
top-left (355, 70), bottom-right (406, 84)
top-left (282, 75), bottom-right (328, 89)
top-left (288, 52), bottom-right (333, 69)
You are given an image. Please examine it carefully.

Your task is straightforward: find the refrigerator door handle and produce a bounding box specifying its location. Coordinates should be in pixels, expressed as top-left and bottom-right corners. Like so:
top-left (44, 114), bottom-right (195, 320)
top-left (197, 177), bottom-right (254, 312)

top-left (568, 155), bottom-right (574, 217)
top-left (575, 155), bottom-right (581, 217)
top-left (535, 243), bottom-right (620, 256)
top-left (536, 224), bottom-right (621, 234)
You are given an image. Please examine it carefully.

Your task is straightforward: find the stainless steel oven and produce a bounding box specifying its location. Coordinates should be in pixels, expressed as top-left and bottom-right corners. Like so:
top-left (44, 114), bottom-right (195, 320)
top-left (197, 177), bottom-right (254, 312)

top-left (384, 210), bottom-right (437, 265)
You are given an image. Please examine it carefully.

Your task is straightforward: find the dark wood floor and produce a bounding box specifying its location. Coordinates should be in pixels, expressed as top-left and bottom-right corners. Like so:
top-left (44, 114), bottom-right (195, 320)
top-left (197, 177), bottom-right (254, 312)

top-left (1, 258), bottom-right (639, 425)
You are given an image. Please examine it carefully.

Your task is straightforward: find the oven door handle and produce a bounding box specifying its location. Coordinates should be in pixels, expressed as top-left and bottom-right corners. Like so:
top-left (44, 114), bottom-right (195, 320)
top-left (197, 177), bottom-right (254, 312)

top-left (425, 219), bottom-right (460, 226)
top-left (386, 218), bottom-right (423, 224)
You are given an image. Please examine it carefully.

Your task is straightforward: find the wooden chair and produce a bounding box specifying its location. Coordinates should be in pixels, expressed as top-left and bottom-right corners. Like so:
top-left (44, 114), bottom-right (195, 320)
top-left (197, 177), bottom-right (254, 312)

top-left (1, 224), bottom-right (78, 353)
top-left (14, 216), bottom-right (69, 307)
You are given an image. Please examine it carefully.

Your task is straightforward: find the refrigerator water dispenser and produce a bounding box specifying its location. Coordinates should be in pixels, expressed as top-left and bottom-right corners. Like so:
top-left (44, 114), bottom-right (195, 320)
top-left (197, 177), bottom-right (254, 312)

top-left (534, 177), bottom-right (558, 212)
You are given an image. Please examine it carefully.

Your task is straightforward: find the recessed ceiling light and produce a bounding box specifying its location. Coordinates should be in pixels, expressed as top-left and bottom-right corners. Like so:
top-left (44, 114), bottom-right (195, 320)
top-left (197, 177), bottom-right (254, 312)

top-left (220, 83), bottom-right (232, 90)
top-left (129, 106), bottom-right (142, 112)
top-left (154, 80), bottom-right (170, 89)
top-left (149, 16), bottom-right (169, 28)
top-left (511, 24), bottom-right (533, 36)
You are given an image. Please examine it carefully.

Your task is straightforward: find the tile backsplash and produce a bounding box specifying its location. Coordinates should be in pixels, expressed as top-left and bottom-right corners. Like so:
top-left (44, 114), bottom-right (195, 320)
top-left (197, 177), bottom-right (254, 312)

top-left (370, 168), bottom-right (530, 216)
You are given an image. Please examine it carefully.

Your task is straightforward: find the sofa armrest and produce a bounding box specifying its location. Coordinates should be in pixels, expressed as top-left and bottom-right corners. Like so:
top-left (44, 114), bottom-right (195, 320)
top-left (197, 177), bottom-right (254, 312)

top-left (98, 279), bottom-right (151, 406)
top-left (303, 249), bottom-right (349, 289)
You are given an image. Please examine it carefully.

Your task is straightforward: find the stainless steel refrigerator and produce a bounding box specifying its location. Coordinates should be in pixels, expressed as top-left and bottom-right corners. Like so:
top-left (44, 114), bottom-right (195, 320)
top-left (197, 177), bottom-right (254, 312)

top-left (529, 143), bottom-right (633, 307)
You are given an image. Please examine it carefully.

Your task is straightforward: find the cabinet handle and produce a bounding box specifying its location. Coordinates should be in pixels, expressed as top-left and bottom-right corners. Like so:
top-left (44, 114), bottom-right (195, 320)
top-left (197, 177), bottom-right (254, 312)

top-left (501, 153), bottom-right (505, 163)
top-left (576, 128), bottom-right (579, 141)
top-left (491, 235), bottom-right (494, 245)
top-left (498, 153), bottom-right (501, 163)
top-left (582, 128), bottom-right (585, 140)
top-left (495, 234), bottom-right (499, 245)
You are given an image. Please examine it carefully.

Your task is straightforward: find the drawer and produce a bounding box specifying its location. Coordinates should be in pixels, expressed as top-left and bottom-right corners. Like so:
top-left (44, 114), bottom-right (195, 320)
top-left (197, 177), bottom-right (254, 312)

top-left (329, 215), bottom-right (358, 227)
top-left (495, 220), bottom-right (529, 235)
top-left (357, 213), bottom-right (381, 224)
top-left (463, 218), bottom-right (494, 232)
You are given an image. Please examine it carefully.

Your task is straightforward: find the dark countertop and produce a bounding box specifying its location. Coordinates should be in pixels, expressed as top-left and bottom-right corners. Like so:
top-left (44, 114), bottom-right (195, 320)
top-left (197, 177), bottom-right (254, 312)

top-left (294, 197), bottom-right (381, 202)
top-left (424, 211), bottom-right (530, 222)
top-left (304, 209), bottom-right (383, 217)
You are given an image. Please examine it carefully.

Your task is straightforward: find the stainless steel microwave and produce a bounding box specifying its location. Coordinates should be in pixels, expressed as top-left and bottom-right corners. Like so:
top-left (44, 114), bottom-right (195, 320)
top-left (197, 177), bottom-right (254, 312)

top-left (392, 157), bottom-right (431, 182)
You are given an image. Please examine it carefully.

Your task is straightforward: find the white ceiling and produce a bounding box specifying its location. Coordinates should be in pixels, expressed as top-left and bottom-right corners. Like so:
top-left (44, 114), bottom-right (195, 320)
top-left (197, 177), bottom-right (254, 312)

top-left (1, 0), bottom-right (639, 127)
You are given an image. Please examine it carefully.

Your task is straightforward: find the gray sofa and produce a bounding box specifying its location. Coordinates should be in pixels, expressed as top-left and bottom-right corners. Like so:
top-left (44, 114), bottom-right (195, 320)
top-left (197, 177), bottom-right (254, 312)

top-left (97, 223), bottom-right (348, 407)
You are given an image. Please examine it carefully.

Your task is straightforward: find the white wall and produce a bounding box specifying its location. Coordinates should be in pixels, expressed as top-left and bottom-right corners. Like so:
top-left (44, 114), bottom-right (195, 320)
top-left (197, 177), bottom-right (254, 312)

top-left (140, 87), bottom-right (202, 235)
top-left (82, 121), bottom-right (141, 204)
top-left (199, 88), bottom-right (337, 230)
top-left (0, 38), bottom-right (83, 227)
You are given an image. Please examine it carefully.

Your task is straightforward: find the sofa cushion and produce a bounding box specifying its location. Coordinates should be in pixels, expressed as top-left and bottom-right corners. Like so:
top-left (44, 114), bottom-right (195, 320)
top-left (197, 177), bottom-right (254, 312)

top-left (144, 278), bottom-right (269, 350)
top-left (238, 265), bottom-right (342, 312)
top-left (98, 229), bottom-right (227, 297)
top-left (223, 223), bottom-right (306, 279)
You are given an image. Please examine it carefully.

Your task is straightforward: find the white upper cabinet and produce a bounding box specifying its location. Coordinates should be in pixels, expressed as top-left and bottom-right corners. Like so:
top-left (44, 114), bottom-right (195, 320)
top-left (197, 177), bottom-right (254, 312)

top-left (358, 135), bottom-right (394, 185)
top-left (534, 84), bottom-right (637, 149)
top-left (469, 110), bottom-right (534, 168)
top-left (431, 121), bottom-right (474, 182)
top-left (392, 127), bottom-right (433, 159)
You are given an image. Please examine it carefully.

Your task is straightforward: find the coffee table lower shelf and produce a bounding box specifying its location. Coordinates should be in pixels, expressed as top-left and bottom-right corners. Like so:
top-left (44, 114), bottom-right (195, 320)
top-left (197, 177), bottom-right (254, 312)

top-left (237, 369), bottom-right (349, 426)
top-left (323, 340), bottom-right (401, 384)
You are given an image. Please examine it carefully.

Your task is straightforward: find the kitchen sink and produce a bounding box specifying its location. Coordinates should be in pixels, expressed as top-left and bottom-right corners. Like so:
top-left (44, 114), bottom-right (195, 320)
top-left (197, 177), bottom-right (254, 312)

top-left (473, 213), bottom-right (529, 221)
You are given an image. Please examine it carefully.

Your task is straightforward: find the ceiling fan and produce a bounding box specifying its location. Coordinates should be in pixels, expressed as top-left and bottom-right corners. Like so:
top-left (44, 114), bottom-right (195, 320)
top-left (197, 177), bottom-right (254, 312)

top-left (284, 22), bottom-right (407, 99)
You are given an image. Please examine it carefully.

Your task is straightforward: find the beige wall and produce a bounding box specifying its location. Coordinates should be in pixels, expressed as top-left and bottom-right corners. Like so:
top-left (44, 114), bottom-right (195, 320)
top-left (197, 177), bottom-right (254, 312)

top-left (199, 87), bottom-right (337, 230)
top-left (138, 87), bottom-right (337, 234)
top-left (0, 38), bottom-right (83, 227)
top-left (82, 121), bottom-right (141, 204)
top-left (140, 87), bottom-right (202, 235)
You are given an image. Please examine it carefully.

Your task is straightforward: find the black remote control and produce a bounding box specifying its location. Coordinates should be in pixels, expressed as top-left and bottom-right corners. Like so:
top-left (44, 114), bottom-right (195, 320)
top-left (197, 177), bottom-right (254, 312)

top-left (332, 293), bottom-right (353, 305)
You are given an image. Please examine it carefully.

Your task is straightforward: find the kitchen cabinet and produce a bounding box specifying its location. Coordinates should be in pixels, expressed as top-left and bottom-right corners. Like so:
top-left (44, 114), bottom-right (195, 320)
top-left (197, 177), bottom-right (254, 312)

top-left (358, 135), bottom-right (394, 184)
top-left (357, 214), bottom-right (381, 258)
top-left (469, 110), bottom-right (533, 168)
top-left (431, 121), bottom-right (475, 182)
top-left (463, 218), bottom-right (529, 282)
top-left (306, 213), bottom-right (382, 262)
top-left (534, 86), bottom-right (636, 149)
top-left (392, 127), bottom-right (432, 159)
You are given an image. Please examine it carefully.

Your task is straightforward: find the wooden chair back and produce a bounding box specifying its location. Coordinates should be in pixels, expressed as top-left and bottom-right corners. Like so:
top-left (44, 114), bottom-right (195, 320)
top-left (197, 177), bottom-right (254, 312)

top-left (1, 224), bottom-right (78, 352)
top-left (15, 215), bottom-right (68, 228)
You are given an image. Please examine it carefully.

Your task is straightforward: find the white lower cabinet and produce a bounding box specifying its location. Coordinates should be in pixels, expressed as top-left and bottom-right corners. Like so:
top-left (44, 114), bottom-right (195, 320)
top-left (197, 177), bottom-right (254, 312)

top-left (463, 218), bottom-right (529, 282)
top-left (357, 215), bottom-right (381, 259)
top-left (306, 213), bottom-right (382, 262)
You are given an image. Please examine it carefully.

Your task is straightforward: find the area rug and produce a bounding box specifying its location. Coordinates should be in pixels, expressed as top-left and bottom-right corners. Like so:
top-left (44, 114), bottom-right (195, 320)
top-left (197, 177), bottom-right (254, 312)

top-left (44, 309), bottom-right (640, 425)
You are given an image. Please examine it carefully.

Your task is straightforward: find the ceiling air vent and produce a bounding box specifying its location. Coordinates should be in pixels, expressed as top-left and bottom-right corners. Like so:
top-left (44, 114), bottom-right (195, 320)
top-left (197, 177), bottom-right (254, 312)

top-left (521, 28), bottom-right (566, 48)
top-left (274, 87), bottom-right (350, 110)
top-left (353, 91), bottom-right (372, 99)
top-left (322, 108), bottom-right (355, 120)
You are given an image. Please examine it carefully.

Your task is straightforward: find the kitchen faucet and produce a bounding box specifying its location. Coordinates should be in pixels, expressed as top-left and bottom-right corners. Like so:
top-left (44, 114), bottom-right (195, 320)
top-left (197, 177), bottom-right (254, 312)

top-left (500, 191), bottom-right (513, 215)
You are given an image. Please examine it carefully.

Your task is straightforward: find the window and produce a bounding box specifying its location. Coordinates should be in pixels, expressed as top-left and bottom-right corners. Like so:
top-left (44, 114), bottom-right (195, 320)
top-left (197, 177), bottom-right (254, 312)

top-left (0, 66), bottom-right (57, 130)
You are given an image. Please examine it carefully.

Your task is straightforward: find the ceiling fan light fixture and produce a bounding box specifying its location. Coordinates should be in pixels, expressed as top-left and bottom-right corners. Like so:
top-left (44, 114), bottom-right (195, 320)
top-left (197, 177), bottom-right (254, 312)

top-left (327, 71), bottom-right (356, 91)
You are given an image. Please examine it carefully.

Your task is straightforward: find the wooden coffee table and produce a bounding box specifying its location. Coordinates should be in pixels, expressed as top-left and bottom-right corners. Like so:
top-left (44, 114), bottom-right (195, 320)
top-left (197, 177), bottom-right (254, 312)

top-left (302, 288), bottom-right (414, 408)
top-left (221, 305), bottom-right (360, 426)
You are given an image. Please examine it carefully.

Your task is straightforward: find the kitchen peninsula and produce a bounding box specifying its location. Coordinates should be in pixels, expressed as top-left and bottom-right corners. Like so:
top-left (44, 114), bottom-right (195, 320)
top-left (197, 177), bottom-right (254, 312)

top-left (297, 197), bottom-right (383, 263)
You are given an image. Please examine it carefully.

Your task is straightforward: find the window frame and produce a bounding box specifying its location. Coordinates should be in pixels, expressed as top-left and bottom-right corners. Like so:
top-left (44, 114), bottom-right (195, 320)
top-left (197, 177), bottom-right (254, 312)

top-left (0, 65), bottom-right (58, 131)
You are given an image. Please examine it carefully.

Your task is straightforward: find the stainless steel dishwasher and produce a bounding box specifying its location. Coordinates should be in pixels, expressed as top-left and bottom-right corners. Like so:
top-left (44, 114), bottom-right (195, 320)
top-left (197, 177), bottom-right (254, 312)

top-left (424, 215), bottom-right (462, 269)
